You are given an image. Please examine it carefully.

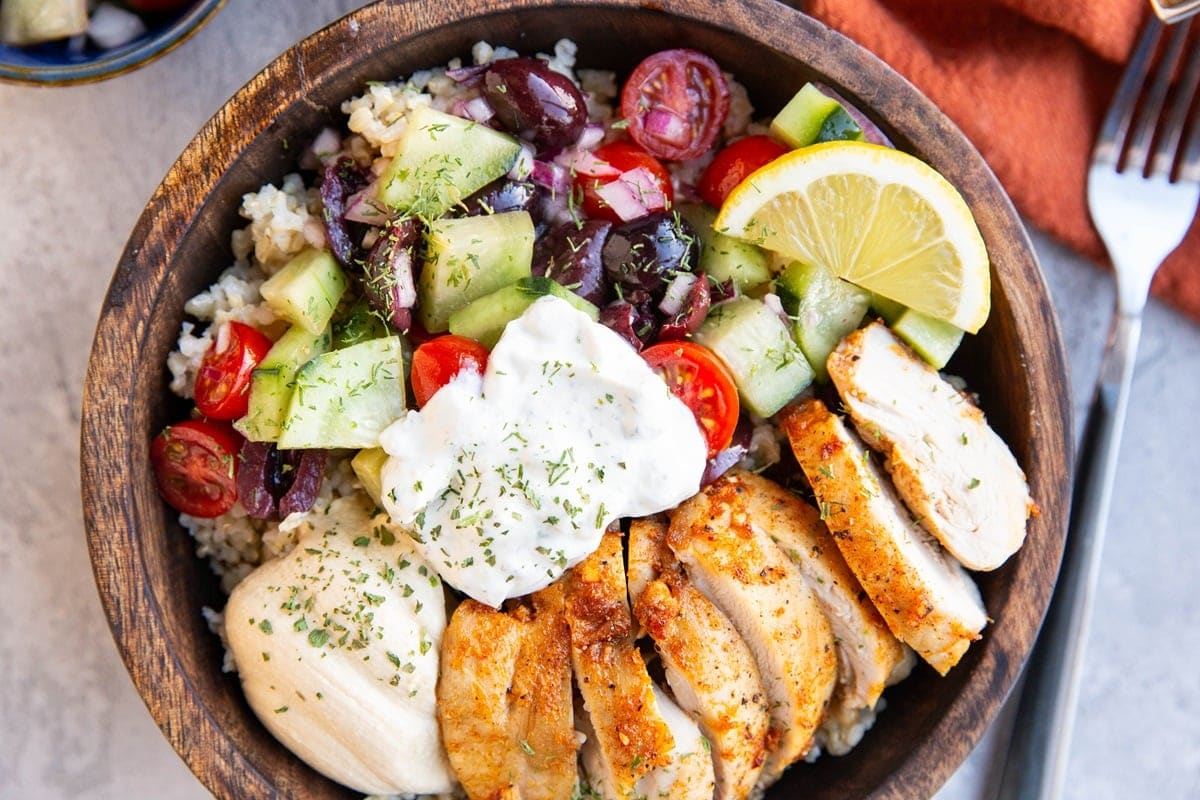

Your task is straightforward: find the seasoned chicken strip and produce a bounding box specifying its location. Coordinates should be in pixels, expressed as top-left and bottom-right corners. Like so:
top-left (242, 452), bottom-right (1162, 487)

top-left (735, 470), bottom-right (914, 755)
top-left (667, 473), bottom-right (838, 781)
top-left (736, 471), bottom-right (909, 709)
top-left (781, 399), bottom-right (987, 675)
top-left (438, 585), bottom-right (576, 800)
top-left (564, 532), bottom-right (690, 800)
top-left (628, 519), bottom-right (770, 800)
top-left (827, 321), bottom-right (1034, 571)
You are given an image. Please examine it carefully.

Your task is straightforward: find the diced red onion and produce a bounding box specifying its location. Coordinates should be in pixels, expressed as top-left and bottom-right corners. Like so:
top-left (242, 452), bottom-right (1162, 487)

top-left (659, 272), bottom-right (699, 316)
top-left (555, 148), bottom-right (621, 178)
top-left (575, 124), bottom-right (605, 150)
top-left (464, 95), bottom-right (495, 123)
top-left (702, 444), bottom-right (748, 487)
top-left (445, 64), bottom-right (488, 84)
top-left (644, 108), bottom-right (690, 146)
top-left (508, 143), bottom-right (535, 181)
top-left (531, 160), bottom-right (571, 196)
top-left (594, 179), bottom-right (649, 223)
top-left (303, 128), bottom-right (343, 170)
top-left (618, 166), bottom-right (669, 211)
top-left (344, 183), bottom-right (389, 225)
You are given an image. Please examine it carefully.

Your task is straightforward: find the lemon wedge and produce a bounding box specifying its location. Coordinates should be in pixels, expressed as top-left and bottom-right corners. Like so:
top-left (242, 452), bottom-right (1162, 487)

top-left (714, 141), bottom-right (990, 333)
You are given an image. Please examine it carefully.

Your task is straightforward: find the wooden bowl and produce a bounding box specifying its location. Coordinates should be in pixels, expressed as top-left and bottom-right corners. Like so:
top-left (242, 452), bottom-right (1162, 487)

top-left (80, 1), bottom-right (1072, 797)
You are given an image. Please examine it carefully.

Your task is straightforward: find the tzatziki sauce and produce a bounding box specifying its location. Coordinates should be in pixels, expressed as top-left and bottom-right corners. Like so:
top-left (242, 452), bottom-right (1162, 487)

top-left (379, 296), bottom-right (707, 607)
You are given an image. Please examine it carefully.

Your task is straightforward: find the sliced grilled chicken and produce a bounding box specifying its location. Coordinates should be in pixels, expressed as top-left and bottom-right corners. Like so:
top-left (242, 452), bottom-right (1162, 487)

top-left (736, 470), bottom-right (914, 754)
top-left (732, 471), bottom-right (910, 719)
top-left (628, 518), bottom-right (771, 800)
top-left (667, 472), bottom-right (838, 781)
top-left (827, 321), bottom-right (1034, 571)
top-left (438, 584), bottom-right (576, 800)
top-left (781, 398), bottom-right (987, 675)
top-left (565, 531), bottom-right (709, 800)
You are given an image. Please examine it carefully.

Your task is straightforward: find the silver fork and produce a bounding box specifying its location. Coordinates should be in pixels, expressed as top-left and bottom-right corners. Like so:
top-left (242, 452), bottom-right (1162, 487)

top-left (995, 16), bottom-right (1200, 800)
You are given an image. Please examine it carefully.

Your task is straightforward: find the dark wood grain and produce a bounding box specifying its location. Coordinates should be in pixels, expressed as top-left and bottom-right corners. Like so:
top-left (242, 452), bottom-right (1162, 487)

top-left (80, 1), bottom-right (1073, 798)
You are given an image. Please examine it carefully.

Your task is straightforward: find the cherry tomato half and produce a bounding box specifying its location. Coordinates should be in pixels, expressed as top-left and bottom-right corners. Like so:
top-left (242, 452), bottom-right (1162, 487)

top-left (620, 49), bottom-right (731, 162)
top-left (572, 141), bottom-right (674, 224)
top-left (193, 321), bottom-right (274, 420)
top-left (150, 418), bottom-right (242, 518)
top-left (698, 135), bottom-right (790, 209)
top-left (642, 341), bottom-right (739, 458)
top-left (410, 335), bottom-right (490, 408)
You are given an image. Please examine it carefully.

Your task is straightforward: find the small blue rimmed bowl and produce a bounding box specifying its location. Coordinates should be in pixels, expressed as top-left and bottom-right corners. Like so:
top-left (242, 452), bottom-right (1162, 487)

top-left (0, 0), bottom-right (226, 86)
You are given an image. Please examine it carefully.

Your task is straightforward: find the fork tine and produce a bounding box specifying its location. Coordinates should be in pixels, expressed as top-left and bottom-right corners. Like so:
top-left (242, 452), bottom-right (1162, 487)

top-left (1169, 32), bottom-right (1200, 183)
top-left (1148, 19), bottom-right (1198, 178)
top-left (1094, 19), bottom-right (1163, 168)
top-left (1125, 20), bottom-right (1189, 175)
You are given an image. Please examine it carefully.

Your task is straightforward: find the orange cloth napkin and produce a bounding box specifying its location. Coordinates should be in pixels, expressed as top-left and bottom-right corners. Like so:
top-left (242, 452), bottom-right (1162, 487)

top-left (803, 0), bottom-right (1200, 322)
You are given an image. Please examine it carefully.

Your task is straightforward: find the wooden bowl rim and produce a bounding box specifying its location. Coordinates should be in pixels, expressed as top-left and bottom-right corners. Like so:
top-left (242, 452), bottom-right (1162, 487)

top-left (80, 1), bottom-right (1073, 798)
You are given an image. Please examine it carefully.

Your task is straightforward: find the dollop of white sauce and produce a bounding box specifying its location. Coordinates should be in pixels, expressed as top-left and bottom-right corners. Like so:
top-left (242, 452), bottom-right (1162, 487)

top-left (379, 296), bottom-right (707, 607)
top-left (224, 495), bottom-right (453, 796)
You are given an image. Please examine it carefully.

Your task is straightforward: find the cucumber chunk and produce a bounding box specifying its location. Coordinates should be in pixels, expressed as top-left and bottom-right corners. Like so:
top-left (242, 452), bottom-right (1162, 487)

top-left (449, 277), bottom-right (600, 348)
top-left (259, 249), bottom-right (349, 335)
top-left (775, 260), bottom-right (870, 382)
top-left (770, 83), bottom-right (864, 149)
top-left (235, 325), bottom-right (332, 442)
top-left (278, 337), bottom-right (407, 450)
top-left (333, 298), bottom-right (390, 349)
top-left (693, 297), bottom-right (813, 417)
top-left (351, 447), bottom-right (389, 508)
top-left (871, 294), bottom-right (964, 369)
top-left (418, 210), bottom-right (535, 333)
top-left (377, 106), bottom-right (522, 219)
top-left (678, 204), bottom-right (772, 292)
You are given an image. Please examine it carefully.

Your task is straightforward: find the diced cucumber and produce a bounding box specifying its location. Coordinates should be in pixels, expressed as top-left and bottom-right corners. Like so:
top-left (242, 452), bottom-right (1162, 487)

top-left (377, 106), bottom-right (522, 219)
top-left (333, 298), bottom-right (390, 349)
top-left (871, 294), bottom-right (964, 369)
top-left (351, 447), bottom-right (389, 508)
top-left (449, 277), bottom-right (600, 348)
top-left (677, 204), bottom-right (772, 292)
top-left (259, 249), bottom-right (349, 335)
top-left (775, 260), bottom-right (870, 382)
top-left (770, 83), bottom-right (864, 149)
top-left (278, 337), bottom-right (406, 450)
top-left (693, 297), bottom-right (814, 417)
top-left (235, 325), bottom-right (331, 442)
top-left (418, 210), bottom-right (535, 333)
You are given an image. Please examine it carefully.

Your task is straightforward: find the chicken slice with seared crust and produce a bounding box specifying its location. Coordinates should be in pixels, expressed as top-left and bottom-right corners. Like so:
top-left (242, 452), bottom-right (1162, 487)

top-left (733, 470), bottom-right (914, 754)
top-left (628, 518), bottom-right (771, 800)
top-left (565, 531), bottom-right (712, 800)
top-left (438, 584), bottom-right (576, 800)
top-left (667, 473), bottom-right (838, 781)
top-left (781, 398), bottom-right (987, 675)
top-left (827, 321), bottom-right (1034, 571)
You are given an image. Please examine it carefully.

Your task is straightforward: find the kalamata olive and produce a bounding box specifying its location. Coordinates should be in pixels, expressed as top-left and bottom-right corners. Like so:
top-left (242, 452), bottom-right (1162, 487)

top-left (456, 178), bottom-right (543, 223)
top-left (483, 57), bottom-right (587, 151)
top-left (601, 211), bottom-right (700, 301)
top-left (362, 217), bottom-right (421, 332)
top-left (237, 441), bottom-right (327, 520)
top-left (320, 157), bottom-right (372, 267)
top-left (599, 300), bottom-right (658, 350)
top-left (533, 219), bottom-right (612, 305)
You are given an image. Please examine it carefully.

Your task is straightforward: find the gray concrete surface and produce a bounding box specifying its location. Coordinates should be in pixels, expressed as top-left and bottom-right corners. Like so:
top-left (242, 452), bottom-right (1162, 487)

top-left (1, 1), bottom-right (1197, 797)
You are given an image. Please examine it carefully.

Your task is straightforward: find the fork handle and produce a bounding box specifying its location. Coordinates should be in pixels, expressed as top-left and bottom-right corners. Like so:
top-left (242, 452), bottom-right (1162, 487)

top-left (994, 310), bottom-right (1141, 800)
